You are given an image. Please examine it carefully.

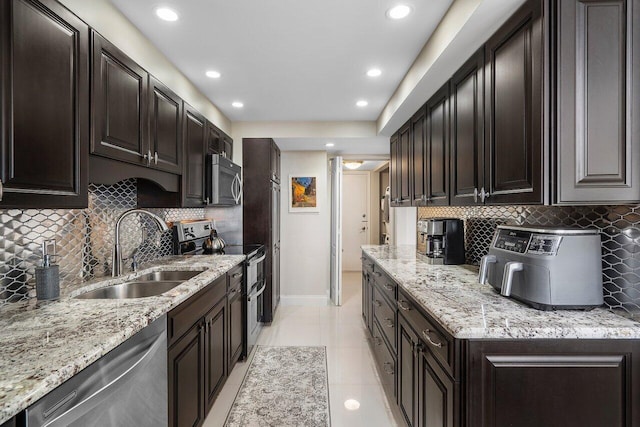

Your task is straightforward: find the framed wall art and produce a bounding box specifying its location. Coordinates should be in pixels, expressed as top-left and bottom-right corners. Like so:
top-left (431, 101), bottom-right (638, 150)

top-left (289, 175), bottom-right (319, 213)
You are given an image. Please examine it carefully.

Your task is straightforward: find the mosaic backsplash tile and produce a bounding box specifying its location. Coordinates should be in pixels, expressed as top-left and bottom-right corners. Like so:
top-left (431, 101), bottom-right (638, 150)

top-left (0, 179), bottom-right (241, 306)
top-left (418, 205), bottom-right (640, 313)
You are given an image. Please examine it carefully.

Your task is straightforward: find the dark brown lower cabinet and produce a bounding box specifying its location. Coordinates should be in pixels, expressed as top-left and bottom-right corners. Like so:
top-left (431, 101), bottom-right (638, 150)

top-left (205, 300), bottom-right (226, 412)
top-left (419, 349), bottom-right (456, 427)
top-left (466, 339), bottom-right (640, 427)
top-left (168, 266), bottom-right (245, 427)
top-left (168, 323), bottom-right (205, 427)
top-left (398, 317), bottom-right (420, 427)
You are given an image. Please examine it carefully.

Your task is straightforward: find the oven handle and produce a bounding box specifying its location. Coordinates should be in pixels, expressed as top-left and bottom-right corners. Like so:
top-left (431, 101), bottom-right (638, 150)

top-left (248, 281), bottom-right (267, 301)
top-left (249, 254), bottom-right (266, 266)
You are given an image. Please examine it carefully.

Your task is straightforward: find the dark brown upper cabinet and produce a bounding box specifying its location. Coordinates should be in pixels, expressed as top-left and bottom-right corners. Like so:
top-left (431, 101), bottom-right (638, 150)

top-left (205, 121), bottom-right (233, 160)
top-left (484, 0), bottom-right (545, 205)
top-left (411, 106), bottom-right (428, 206)
top-left (270, 140), bottom-right (281, 183)
top-left (390, 132), bottom-right (400, 206)
top-left (397, 121), bottom-right (413, 206)
top-left (91, 31), bottom-right (149, 166)
top-left (223, 135), bottom-right (233, 161)
top-left (149, 76), bottom-right (182, 175)
top-left (182, 103), bottom-right (207, 207)
top-left (554, 0), bottom-right (640, 204)
top-left (450, 49), bottom-right (485, 206)
top-left (425, 84), bottom-right (450, 206)
top-left (0, 0), bottom-right (89, 208)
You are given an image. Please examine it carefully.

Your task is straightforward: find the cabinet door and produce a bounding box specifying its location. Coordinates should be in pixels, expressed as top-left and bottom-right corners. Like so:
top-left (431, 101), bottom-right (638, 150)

top-left (484, 0), bottom-right (544, 204)
top-left (399, 121), bottom-right (413, 206)
top-left (91, 31), bottom-right (148, 166)
top-left (0, 0), bottom-right (88, 208)
top-left (412, 107), bottom-right (428, 206)
top-left (206, 120), bottom-right (223, 155)
top-left (204, 300), bottom-right (226, 411)
top-left (426, 84), bottom-right (450, 206)
top-left (182, 103), bottom-right (207, 207)
top-left (390, 133), bottom-right (400, 206)
top-left (227, 284), bottom-right (243, 374)
top-left (556, 0), bottom-right (640, 204)
top-left (270, 140), bottom-right (281, 183)
top-left (149, 76), bottom-right (182, 174)
top-left (419, 350), bottom-right (455, 427)
top-left (398, 317), bottom-right (420, 427)
top-left (168, 323), bottom-right (205, 427)
top-left (467, 340), bottom-right (640, 427)
top-left (223, 135), bottom-right (233, 160)
top-left (450, 49), bottom-right (485, 206)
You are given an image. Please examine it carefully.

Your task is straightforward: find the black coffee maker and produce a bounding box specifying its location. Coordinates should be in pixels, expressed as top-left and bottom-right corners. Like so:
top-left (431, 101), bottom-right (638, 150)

top-left (419, 218), bottom-right (465, 265)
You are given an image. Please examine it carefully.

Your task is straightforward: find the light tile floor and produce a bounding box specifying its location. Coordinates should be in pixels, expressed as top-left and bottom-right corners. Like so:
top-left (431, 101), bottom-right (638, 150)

top-left (203, 271), bottom-right (404, 427)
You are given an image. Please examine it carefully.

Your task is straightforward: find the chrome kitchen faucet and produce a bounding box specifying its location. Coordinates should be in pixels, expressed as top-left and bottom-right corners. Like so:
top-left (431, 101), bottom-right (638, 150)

top-left (112, 209), bottom-right (169, 277)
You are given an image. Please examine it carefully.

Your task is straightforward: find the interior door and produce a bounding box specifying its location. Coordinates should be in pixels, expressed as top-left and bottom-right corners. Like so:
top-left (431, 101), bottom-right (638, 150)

top-left (330, 157), bottom-right (343, 306)
top-left (342, 172), bottom-right (370, 270)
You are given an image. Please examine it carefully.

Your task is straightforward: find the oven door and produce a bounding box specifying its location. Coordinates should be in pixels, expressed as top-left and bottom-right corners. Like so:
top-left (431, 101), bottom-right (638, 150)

top-left (246, 280), bottom-right (266, 355)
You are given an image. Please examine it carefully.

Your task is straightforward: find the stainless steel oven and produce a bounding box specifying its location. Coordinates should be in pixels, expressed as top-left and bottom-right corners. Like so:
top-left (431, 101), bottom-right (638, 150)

top-left (246, 246), bottom-right (266, 357)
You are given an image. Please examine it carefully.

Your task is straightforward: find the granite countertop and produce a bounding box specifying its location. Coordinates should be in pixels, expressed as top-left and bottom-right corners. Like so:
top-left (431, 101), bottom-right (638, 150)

top-left (362, 245), bottom-right (640, 340)
top-left (0, 255), bottom-right (245, 424)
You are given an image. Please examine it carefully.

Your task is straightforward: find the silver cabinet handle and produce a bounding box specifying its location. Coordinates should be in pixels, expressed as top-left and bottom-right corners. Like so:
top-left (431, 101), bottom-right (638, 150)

top-left (374, 272), bottom-right (382, 277)
top-left (474, 187), bottom-right (478, 203)
top-left (384, 318), bottom-right (394, 328)
top-left (232, 273), bottom-right (242, 279)
top-left (421, 329), bottom-right (443, 348)
top-left (143, 149), bottom-right (152, 166)
top-left (0, 179), bottom-right (3, 201)
top-left (383, 284), bottom-right (394, 291)
top-left (479, 254), bottom-right (497, 284)
top-left (154, 151), bottom-right (158, 165)
top-left (374, 336), bottom-right (383, 346)
top-left (204, 197), bottom-right (210, 204)
top-left (374, 300), bottom-right (382, 308)
top-left (480, 187), bottom-right (491, 203)
top-left (501, 261), bottom-right (523, 297)
top-left (398, 301), bottom-right (411, 311)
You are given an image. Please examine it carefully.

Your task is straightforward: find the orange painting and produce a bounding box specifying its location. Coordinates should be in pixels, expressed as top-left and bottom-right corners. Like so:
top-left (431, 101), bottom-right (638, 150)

top-left (291, 177), bottom-right (317, 208)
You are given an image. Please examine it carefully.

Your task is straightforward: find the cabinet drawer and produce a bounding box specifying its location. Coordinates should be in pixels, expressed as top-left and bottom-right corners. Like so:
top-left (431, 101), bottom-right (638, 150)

top-left (373, 270), bottom-right (397, 303)
top-left (227, 264), bottom-right (243, 290)
top-left (168, 275), bottom-right (226, 345)
top-left (371, 320), bottom-right (396, 399)
top-left (398, 292), bottom-right (454, 376)
top-left (372, 286), bottom-right (396, 352)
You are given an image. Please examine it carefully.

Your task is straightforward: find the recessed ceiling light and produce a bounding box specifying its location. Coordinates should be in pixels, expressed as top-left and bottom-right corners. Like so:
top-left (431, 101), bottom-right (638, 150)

top-left (232, 101), bottom-right (244, 108)
top-left (156, 7), bottom-right (179, 22)
top-left (356, 100), bottom-right (368, 107)
top-left (344, 399), bottom-right (361, 411)
top-left (205, 70), bottom-right (221, 79)
top-left (387, 4), bottom-right (411, 20)
top-left (325, 142), bottom-right (335, 147)
top-left (367, 68), bottom-right (382, 77)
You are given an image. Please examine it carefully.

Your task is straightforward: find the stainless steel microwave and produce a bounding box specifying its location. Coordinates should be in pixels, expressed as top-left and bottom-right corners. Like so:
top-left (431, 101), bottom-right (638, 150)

top-left (206, 154), bottom-right (242, 205)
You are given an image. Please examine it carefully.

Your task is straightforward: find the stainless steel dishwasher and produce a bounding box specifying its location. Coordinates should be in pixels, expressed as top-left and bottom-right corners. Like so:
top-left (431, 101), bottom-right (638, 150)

top-left (26, 314), bottom-right (167, 427)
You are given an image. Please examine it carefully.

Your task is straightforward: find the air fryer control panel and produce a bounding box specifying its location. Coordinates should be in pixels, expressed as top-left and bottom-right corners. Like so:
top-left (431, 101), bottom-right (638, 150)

top-left (493, 229), bottom-right (562, 256)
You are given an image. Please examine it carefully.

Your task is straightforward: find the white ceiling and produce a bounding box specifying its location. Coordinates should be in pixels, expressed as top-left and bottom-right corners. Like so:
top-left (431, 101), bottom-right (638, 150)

top-left (275, 137), bottom-right (389, 155)
top-left (109, 0), bottom-right (453, 122)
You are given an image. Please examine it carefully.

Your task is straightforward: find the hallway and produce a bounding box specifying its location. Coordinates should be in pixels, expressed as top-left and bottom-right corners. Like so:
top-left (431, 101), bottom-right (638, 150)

top-left (204, 271), bottom-right (403, 426)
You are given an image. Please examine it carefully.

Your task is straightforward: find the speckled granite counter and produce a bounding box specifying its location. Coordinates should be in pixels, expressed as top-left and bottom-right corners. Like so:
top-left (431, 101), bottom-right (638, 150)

top-left (0, 255), bottom-right (244, 424)
top-left (362, 245), bottom-right (640, 340)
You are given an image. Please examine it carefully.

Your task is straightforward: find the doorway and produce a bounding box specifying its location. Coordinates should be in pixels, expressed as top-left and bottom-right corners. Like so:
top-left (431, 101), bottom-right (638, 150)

top-left (342, 172), bottom-right (370, 271)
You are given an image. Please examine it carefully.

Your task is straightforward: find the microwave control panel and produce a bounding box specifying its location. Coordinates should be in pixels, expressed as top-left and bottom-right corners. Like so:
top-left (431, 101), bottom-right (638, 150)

top-left (493, 229), bottom-right (562, 256)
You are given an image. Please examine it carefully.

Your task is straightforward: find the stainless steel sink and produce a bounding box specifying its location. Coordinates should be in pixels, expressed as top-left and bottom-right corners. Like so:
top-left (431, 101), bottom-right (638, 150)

top-left (75, 270), bottom-right (205, 299)
top-left (136, 270), bottom-right (204, 282)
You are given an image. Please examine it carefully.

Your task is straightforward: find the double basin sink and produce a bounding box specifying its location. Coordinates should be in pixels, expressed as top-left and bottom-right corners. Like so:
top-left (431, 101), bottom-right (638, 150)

top-left (75, 270), bottom-right (205, 299)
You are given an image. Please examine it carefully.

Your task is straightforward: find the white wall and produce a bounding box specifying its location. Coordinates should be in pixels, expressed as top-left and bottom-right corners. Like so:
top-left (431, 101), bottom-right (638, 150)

top-left (58, 0), bottom-right (231, 134)
top-left (279, 151), bottom-right (331, 305)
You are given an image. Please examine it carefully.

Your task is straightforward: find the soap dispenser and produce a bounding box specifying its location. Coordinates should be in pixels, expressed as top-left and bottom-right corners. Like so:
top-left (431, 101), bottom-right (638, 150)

top-left (35, 240), bottom-right (59, 301)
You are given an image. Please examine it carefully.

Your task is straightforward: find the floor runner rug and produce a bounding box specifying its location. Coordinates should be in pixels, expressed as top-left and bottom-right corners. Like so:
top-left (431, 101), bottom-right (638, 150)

top-left (225, 346), bottom-right (331, 427)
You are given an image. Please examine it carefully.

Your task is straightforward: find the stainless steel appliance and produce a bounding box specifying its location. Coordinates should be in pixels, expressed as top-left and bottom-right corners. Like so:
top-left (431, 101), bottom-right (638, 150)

top-left (417, 218), bottom-right (465, 265)
top-left (479, 225), bottom-right (603, 310)
top-left (206, 154), bottom-right (242, 205)
top-left (26, 315), bottom-right (167, 427)
top-left (173, 219), bottom-right (265, 358)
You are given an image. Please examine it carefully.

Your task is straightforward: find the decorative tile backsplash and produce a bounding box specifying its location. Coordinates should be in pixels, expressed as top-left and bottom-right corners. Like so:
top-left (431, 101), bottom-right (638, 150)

top-left (0, 179), bottom-right (241, 306)
top-left (418, 205), bottom-right (640, 313)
